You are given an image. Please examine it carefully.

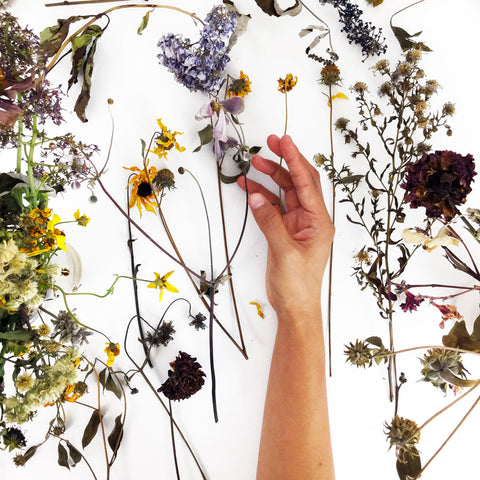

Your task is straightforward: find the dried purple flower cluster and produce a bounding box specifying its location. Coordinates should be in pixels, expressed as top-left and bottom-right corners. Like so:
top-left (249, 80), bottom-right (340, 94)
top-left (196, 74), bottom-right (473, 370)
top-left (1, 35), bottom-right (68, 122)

top-left (402, 150), bottom-right (476, 220)
top-left (158, 351), bottom-right (206, 401)
top-left (400, 291), bottom-right (424, 313)
top-left (319, 0), bottom-right (386, 58)
top-left (157, 6), bottom-right (236, 94)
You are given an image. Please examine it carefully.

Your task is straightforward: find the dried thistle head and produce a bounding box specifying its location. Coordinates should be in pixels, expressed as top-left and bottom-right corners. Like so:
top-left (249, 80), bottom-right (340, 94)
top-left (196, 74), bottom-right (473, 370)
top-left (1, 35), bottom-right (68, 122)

top-left (154, 168), bottom-right (176, 190)
top-left (319, 64), bottom-right (341, 86)
top-left (344, 340), bottom-right (372, 368)
top-left (385, 415), bottom-right (420, 463)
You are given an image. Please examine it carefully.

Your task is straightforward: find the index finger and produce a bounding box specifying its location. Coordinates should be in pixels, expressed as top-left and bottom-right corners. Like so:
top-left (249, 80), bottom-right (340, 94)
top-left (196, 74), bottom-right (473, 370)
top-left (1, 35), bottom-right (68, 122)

top-left (267, 134), bottom-right (327, 213)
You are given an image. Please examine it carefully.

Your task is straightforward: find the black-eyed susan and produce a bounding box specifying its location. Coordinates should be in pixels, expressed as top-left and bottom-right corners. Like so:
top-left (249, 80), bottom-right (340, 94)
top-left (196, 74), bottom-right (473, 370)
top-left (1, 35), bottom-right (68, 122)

top-left (150, 118), bottom-right (185, 159)
top-left (226, 70), bottom-right (252, 98)
top-left (277, 73), bottom-right (297, 93)
top-left (124, 161), bottom-right (158, 216)
top-left (105, 343), bottom-right (121, 367)
top-left (148, 270), bottom-right (178, 301)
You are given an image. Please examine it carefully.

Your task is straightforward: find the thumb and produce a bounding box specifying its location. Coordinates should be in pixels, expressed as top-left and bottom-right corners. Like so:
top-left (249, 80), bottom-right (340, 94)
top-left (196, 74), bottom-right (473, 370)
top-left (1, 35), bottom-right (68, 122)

top-left (249, 193), bottom-right (290, 254)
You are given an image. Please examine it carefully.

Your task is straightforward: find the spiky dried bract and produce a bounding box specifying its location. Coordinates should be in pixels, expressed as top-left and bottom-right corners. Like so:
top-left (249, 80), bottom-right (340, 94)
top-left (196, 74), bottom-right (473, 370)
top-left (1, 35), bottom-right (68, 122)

top-left (344, 339), bottom-right (372, 367)
top-left (158, 351), bottom-right (206, 401)
top-left (402, 150), bottom-right (476, 220)
top-left (385, 415), bottom-right (420, 463)
top-left (420, 348), bottom-right (468, 392)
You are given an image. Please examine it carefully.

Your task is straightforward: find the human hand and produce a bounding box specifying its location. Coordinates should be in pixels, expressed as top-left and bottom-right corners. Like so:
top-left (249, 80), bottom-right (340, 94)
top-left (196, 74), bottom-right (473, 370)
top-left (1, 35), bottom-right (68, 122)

top-left (237, 134), bottom-right (334, 322)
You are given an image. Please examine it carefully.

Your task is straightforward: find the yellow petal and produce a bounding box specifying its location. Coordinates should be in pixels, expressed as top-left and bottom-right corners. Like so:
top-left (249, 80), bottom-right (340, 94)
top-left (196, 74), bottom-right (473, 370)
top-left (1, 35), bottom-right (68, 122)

top-left (250, 301), bottom-right (265, 319)
top-left (402, 229), bottom-right (428, 245)
top-left (74, 209), bottom-right (80, 220)
top-left (164, 282), bottom-right (179, 294)
top-left (328, 92), bottom-right (349, 106)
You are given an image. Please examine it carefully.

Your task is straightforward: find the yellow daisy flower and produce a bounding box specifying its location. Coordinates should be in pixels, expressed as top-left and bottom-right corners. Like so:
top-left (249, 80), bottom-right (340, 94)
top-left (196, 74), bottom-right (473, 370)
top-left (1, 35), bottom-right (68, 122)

top-left (226, 70), bottom-right (252, 98)
top-left (148, 271), bottom-right (179, 301)
top-left (74, 209), bottom-right (90, 226)
top-left (105, 343), bottom-right (121, 367)
top-left (124, 161), bottom-right (158, 216)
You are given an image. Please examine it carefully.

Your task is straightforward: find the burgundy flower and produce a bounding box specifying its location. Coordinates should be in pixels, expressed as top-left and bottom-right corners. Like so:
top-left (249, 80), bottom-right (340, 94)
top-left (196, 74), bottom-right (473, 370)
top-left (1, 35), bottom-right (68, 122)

top-left (402, 150), bottom-right (476, 220)
top-left (432, 302), bottom-right (463, 329)
top-left (158, 351), bottom-right (206, 401)
top-left (400, 291), bottom-right (424, 312)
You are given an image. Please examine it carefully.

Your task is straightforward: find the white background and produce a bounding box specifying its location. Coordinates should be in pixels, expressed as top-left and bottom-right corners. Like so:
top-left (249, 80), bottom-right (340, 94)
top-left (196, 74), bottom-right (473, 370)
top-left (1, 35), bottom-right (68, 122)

top-left (2, 0), bottom-right (480, 479)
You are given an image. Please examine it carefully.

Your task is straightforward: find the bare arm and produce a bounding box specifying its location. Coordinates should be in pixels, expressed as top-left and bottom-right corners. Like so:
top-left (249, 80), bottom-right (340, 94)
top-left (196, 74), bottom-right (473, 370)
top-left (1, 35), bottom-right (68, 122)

top-left (238, 135), bottom-right (335, 480)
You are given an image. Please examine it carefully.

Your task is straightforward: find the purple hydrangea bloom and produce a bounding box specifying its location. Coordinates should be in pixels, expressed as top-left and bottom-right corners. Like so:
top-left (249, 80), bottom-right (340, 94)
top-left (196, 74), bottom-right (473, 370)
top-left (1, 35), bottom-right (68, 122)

top-left (157, 6), bottom-right (236, 94)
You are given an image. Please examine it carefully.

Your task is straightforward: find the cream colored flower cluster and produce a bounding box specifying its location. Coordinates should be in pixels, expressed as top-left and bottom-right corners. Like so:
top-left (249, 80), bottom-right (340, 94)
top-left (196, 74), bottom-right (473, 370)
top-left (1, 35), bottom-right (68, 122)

top-left (0, 239), bottom-right (59, 311)
top-left (4, 348), bottom-right (80, 424)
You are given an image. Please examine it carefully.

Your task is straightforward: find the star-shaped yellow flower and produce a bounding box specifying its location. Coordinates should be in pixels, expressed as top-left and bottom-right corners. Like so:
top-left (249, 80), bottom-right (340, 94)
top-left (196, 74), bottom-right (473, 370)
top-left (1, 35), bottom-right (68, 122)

top-left (148, 270), bottom-right (179, 301)
top-left (105, 343), bottom-right (121, 367)
top-left (46, 214), bottom-right (67, 251)
top-left (150, 118), bottom-right (185, 159)
top-left (74, 209), bottom-right (90, 226)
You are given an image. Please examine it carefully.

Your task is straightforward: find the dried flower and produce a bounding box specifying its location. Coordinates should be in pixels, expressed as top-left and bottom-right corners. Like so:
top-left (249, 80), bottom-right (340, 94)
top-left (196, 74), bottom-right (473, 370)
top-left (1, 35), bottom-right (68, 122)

top-left (157, 6), bottom-right (236, 94)
top-left (420, 348), bottom-right (468, 392)
top-left (402, 150), bottom-right (476, 220)
top-left (334, 117), bottom-right (350, 130)
top-left (226, 70), bottom-right (252, 98)
top-left (15, 372), bottom-right (34, 392)
top-left (431, 302), bottom-right (463, 329)
top-left (105, 343), bottom-right (120, 367)
top-left (150, 118), bottom-right (185, 159)
top-left (74, 209), bottom-right (90, 226)
top-left (400, 291), bottom-right (424, 312)
top-left (344, 339), bottom-right (372, 368)
top-left (442, 102), bottom-right (455, 116)
top-left (145, 321), bottom-right (175, 347)
top-left (277, 73), bottom-right (297, 93)
top-left (124, 161), bottom-right (158, 216)
top-left (352, 81), bottom-right (368, 93)
top-left (52, 310), bottom-right (92, 345)
top-left (319, 64), bottom-right (341, 86)
top-left (153, 168), bottom-right (176, 190)
top-left (2, 427), bottom-right (26, 451)
top-left (402, 225), bottom-right (459, 252)
top-left (158, 351), bottom-right (206, 401)
top-left (189, 312), bottom-right (207, 331)
top-left (385, 415), bottom-right (420, 463)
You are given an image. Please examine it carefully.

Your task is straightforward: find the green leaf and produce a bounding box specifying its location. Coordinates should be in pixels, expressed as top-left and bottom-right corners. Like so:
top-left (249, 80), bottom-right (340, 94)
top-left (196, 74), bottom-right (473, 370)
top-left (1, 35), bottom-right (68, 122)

top-left (82, 409), bottom-right (100, 448)
top-left (193, 124), bottom-right (214, 152)
top-left (98, 367), bottom-right (107, 389)
top-left (0, 330), bottom-right (35, 341)
top-left (105, 371), bottom-right (122, 400)
top-left (40, 16), bottom-right (89, 58)
top-left (73, 26), bottom-right (103, 122)
top-left (67, 442), bottom-right (82, 466)
top-left (396, 448), bottom-right (421, 480)
top-left (107, 414), bottom-right (124, 455)
top-left (58, 443), bottom-right (70, 470)
top-left (140, 139), bottom-right (146, 158)
top-left (137, 11), bottom-right (151, 35)
top-left (0, 173), bottom-right (24, 194)
top-left (391, 25), bottom-right (432, 52)
top-left (443, 316), bottom-right (480, 352)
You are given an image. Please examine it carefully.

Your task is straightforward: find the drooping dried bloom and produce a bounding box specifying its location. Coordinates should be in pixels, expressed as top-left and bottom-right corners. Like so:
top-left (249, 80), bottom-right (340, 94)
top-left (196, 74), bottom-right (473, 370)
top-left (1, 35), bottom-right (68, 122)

top-left (145, 321), bottom-right (175, 347)
top-left (420, 348), bottom-right (468, 392)
top-left (431, 302), bottom-right (463, 329)
top-left (226, 70), bottom-right (252, 98)
top-left (402, 150), bottom-right (476, 220)
top-left (344, 339), bottom-right (372, 368)
top-left (400, 291), bottom-right (424, 312)
top-left (105, 343), bottom-right (120, 367)
top-left (385, 415), bottom-right (420, 463)
top-left (158, 351), bottom-right (206, 401)
top-left (153, 168), bottom-right (176, 190)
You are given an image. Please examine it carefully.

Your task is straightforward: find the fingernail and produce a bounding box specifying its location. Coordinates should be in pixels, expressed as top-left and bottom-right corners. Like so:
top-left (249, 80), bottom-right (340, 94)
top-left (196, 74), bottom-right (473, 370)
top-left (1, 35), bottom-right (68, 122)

top-left (249, 193), bottom-right (266, 209)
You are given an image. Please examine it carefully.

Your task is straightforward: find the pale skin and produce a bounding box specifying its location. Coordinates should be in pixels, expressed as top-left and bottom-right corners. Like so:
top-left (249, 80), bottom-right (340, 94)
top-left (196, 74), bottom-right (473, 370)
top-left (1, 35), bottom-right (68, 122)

top-left (237, 134), bottom-right (335, 480)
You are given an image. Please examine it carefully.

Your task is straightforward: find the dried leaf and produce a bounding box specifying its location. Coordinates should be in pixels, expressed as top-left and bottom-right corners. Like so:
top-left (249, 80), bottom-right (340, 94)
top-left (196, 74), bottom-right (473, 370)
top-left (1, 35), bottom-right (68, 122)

top-left (254, 0), bottom-right (301, 16)
top-left (82, 409), bottom-right (100, 448)
top-left (40, 16), bottom-right (88, 58)
top-left (365, 336), bottom-right (384, 349)
top-left (0, 330), bottom-right (35, 341)
top-left (443, 315), bottom-right (480, 353)
top-left (193, 124), bottom-right (214, 152)
top-left (396, 448), bottom-right (422, 480)
top-left (107, 414), bottom-right (124, 454)
top-left (391, 25), bottom-right (431, 52)
top-left (57, 443), bottom-right (70, 470)
top-left (67, 442), bottom-right (82, 466)
top-left (23, 445), bottom-right (39, 463)
top-left (249, 146), bottom-right (261, 155)
top-left (339, 174), bottom-right (363, 185)
top-left (73, 27), bottom-right (103, 122)
top-left (105, 371), bottom-right (122, 400)
top-left (137, 10), bottom-right (151, 35)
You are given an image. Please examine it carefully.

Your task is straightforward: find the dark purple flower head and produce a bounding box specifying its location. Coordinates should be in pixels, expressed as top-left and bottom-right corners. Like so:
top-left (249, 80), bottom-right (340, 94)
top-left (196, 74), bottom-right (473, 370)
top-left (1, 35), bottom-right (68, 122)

top-left (157, 6), bottom-right (236, 94)
top-left (2, 427), bottom-right (27, 451)
top-left (400, 291), bottom-right (424, 312)
top-left (402, 150), bottom-right (476, 220)
top-left (158, 351), bottom-right (206, 401)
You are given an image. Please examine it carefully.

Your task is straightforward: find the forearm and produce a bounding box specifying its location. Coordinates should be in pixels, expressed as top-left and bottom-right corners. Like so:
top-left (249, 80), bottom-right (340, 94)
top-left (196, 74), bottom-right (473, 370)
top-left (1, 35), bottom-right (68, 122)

top-left (256, 310), bottom-right (335, 480)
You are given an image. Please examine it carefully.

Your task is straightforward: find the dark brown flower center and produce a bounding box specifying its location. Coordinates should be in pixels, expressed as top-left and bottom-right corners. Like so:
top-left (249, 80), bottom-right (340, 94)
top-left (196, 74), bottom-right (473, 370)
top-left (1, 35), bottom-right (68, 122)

top-left (137, 181), bottom-right (153, 197)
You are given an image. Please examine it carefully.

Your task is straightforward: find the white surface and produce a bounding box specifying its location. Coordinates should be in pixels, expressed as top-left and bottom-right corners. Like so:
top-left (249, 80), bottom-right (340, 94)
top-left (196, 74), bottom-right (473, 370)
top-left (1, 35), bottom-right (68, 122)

top-left (2, 0), bottom-right (480, 479)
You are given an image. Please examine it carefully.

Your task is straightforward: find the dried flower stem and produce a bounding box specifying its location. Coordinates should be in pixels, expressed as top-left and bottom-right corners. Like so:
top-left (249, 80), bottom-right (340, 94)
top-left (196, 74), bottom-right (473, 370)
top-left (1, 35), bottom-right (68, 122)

top-left (390, 0), bottom-right (426, 30)
top-left (168, 399), bottom-right (182, 480)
